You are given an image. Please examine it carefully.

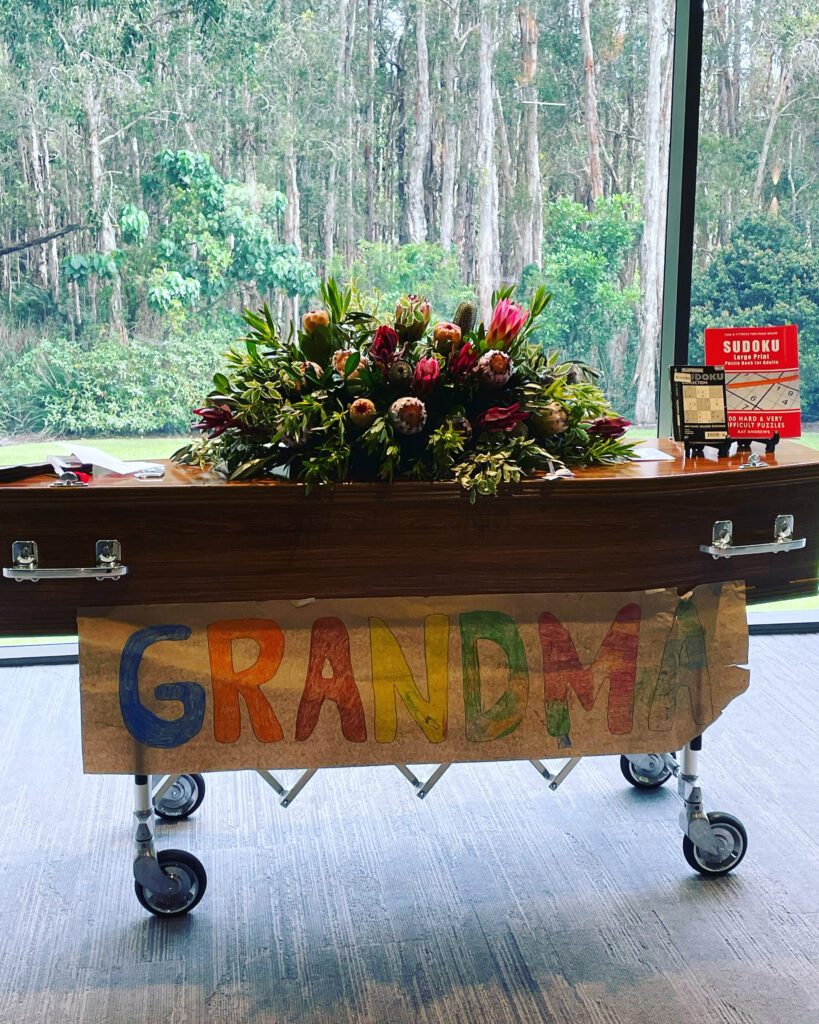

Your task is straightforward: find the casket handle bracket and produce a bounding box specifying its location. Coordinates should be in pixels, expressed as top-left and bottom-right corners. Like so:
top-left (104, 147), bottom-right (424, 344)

top-left (3, 539), bottom-right (128, 582)
top-left (700, 515), bottom-right (806, 560)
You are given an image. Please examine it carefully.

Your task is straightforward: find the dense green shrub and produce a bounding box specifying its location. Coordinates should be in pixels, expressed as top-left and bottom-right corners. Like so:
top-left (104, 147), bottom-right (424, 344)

top-left (0, 327), bottom-right (239, 436)
top-left (690, 216), bottom-right (819, 420)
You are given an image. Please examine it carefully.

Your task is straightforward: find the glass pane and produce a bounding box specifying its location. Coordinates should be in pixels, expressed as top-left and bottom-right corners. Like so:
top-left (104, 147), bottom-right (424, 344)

top-left (691, 0), bottom-right (819, 615)
top-left (1, 0), bottom-right (674, 460)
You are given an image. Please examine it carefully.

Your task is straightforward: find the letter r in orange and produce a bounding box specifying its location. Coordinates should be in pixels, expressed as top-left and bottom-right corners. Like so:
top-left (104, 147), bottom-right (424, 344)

top-left (208, 619), bottom-right (285, 743)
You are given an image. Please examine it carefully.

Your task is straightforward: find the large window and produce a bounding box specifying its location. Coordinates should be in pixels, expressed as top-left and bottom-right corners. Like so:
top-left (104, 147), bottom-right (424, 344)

top-left (0, 0), bottom-right (677, 460)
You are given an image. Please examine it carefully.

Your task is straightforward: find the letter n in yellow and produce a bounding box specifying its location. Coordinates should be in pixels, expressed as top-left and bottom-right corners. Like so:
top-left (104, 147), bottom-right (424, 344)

top-left (370, 615), bottom-right (449, 743)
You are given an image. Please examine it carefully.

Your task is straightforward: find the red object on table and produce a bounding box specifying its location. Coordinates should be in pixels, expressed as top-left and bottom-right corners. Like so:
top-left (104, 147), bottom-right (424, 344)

top-left (705, 325), bottom-right (800, 438)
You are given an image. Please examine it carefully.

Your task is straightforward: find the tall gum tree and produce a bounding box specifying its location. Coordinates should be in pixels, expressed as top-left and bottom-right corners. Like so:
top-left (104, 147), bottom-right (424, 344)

top-left (518, 6), bottom-right (543, 269)
top-left (407, 0), bottom-right (431, 242)
top-left (477, 0), bottom-right (500, 320)
top-left (635, 0), bottom-right (673, 424)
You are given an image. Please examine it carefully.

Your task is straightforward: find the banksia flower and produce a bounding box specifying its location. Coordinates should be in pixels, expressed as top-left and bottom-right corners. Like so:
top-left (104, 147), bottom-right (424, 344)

top-left (302, 309), bottom-right (330, 334)
top-left (432, 321), bottom-right (462, 355)
top-left (587, 415), bottom-right (630, 439)
top-left (453, 300), bottom-right (478, 337)
top-left (532, 401), bottom-right (569, 436)
top-left (388, 359), bottom-right (414, 392)
top-left (413, 356), bottom-right (440, 397)
top-left (389, 396), bottom-right (427, 435)
top-left (486, 298), bottom-right (528, 349)
top-left (394, 295), bottom-right (431, 340)
top-left (477, 350), bottom-right (513, 388)
top-left (349, 397), bottom-right (377, 428)
top-left (332, 349), bottom-right (364, 378)
top-left (449, 341), bottom-right (479, 382)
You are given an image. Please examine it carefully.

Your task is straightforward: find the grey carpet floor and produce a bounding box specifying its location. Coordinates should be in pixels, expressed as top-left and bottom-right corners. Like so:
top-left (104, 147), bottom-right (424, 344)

top-left (0, 635), bottom-right (817, 1024)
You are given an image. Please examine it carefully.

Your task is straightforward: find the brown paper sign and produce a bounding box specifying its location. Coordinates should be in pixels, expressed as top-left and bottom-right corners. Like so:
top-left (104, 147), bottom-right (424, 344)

top-left (78, 582), bottom-right (749, 774)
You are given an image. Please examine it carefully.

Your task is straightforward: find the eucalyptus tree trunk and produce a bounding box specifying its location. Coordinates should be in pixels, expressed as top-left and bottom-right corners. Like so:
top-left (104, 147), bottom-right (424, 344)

top-left (365, 0), bottom-right (376, 242)
top-left (324, 0), bottom-right (349, 269)
top-left (477, 0), bottom-right (500, 321)
top-left (407, 0), bottom-right (431, 242)
top-left (439, 2), bottom-right (459, 252)
top-left (284, 136), bottom-right (301, 326)
top-left (344, 0), bottom-right (358, 262)
top-left (753, 63), bottom-right (792, 208)
top-left (578, 0), bottom-right (603, 202)
top-left (634, 0), bottom-right (671, 425)
top-left (518, 7), bottom-right (543, 269)
top-left (22, 120), bottom-right (49, 291)
top-left (84, 82), bottom-right (124, 335)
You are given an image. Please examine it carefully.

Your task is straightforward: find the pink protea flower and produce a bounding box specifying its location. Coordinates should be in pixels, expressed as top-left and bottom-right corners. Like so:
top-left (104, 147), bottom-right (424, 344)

top-left (486, 299), bottom-right (528, 349)
top-left (412, 356), bottom-right (440, 396)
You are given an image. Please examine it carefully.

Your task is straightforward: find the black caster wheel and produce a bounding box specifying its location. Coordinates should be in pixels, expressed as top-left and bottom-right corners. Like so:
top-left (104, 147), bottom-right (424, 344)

top-left (683, 811), bottom-right (748, 876)
top-left (134, 849), bottom-right (207, 917)
top-left (620, 754), bottom-right (673, 790)
top-left (153, 773), bottom-right (206, 820)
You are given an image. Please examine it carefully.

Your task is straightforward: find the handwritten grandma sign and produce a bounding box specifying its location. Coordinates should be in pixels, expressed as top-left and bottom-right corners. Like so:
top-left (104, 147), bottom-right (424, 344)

top-left (78, 583), bottom-right (748, 774)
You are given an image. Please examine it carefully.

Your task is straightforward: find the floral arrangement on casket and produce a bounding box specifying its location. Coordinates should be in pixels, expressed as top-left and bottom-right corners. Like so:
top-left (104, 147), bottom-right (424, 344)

top-left (173, 279), bottom-right (634, 500)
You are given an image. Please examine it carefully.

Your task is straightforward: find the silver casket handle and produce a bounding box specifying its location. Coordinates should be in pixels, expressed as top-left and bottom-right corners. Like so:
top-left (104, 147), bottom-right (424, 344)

top-left (700, 515), bottom-right (807, 560)
top-left (2, 540), bottom-right (128, 582)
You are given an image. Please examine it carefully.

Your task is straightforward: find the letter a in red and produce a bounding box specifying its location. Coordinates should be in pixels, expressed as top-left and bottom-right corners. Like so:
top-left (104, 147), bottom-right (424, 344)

top-left (296, 617), bottom-right (367, 742)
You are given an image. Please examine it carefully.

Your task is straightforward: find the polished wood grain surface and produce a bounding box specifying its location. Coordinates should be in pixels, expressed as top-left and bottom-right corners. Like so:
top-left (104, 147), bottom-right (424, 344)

top-left (2, 438), bottom-right (818, 634)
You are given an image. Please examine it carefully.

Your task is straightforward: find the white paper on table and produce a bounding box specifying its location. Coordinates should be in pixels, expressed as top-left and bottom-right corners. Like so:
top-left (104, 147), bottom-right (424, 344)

top-left (629, 445), bottom-right (677, 462)
top-left (63, 444), bottom-right (164, 476)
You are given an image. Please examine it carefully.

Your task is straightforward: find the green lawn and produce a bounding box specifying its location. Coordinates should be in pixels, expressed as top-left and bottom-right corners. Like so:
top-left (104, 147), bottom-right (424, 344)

top-left (0, 436), bottom-right (187, 465)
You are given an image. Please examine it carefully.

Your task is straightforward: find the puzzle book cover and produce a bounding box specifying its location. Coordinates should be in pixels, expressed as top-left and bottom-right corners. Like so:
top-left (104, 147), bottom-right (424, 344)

top-left (704, 325), bottom-right (800, 438)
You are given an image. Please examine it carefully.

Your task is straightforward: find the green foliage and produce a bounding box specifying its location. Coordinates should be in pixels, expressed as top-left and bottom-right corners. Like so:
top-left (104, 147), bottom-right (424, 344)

top-left (119, 203), bottom-right (149, 244)
top-left (524, 196), bottom-right (641, 416)
top-left (333, 242), bottom-right (476, 319)
top-left (0, 328), bottom-right (235, 436)
top-left (6, 282), bottom-right (60, 324)
top-left (690, 216), bottom-right (819, 419)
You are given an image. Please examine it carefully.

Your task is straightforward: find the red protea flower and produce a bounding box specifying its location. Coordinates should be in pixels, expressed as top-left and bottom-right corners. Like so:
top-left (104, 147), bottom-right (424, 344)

top-left (475, 403), bottom-right (529, 433)
top-left (588, 415), bottom-right (630, 439)
top-left (486, 298), bottom-right (528, 349)
top-left (413, 356), bottom-right (440, 396)
top-left (193, 405), bottom-right (241, 437)
top-left (449, 341), bottom-right (479, 381)
top-left (370, 325), bottom-right (400, 369)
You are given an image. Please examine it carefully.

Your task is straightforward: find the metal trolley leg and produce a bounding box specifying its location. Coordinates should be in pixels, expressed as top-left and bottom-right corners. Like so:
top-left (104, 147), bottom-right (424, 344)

top-left (676, 737), bottom-right (749, 875)
top-left (131, 774), bottom-right (208, 917)
top-left (132, 775), bottom-right (178, 894)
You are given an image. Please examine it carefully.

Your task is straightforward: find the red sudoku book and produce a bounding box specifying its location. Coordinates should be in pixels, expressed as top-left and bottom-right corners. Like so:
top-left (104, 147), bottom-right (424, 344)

top-left (704, 325), bottom-right (800, 438)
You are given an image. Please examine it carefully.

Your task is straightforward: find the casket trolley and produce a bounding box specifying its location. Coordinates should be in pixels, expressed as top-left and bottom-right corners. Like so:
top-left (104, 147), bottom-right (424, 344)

top-left (2, 438), bottom-right (817, 917)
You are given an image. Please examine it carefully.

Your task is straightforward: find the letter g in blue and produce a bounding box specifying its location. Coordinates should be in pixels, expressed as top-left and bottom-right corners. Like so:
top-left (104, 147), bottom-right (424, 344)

top-left (119, 625), bottom-right (206, 747)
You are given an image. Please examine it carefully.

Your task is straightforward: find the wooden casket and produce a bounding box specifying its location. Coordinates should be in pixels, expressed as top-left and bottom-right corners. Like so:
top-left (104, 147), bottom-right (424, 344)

top-left (1, 438), bottom-right (818, 637)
